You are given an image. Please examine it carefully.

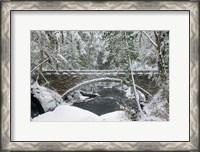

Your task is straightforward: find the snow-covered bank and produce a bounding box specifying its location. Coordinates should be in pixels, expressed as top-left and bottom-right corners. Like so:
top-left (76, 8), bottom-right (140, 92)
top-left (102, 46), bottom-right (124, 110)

top-left (32, 103), bottom-right (168, 122)
top-left (101, 111), bottom-right (130, 121)
top-left (32, 105), bottom-right (101, 121)
top-left (32, 105), bottom-right (131, 122)
top-left (140, 89), bottom-right (169, 121)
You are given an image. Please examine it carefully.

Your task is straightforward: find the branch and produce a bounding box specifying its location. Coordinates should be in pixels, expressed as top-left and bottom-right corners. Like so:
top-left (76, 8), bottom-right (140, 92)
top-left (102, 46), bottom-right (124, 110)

top-left (31, 57), bottom-right (50, 73)
top-left (142, 31), bottom-right (158, 48)
top-left (57, 54), bottom-right (68, 65)
top-left (31, 47), bottom-right (61, 73)
top-left (61, 76), bottom-right (152, 101)
top-left (62, 77), bottom-right (123, 99)
top-left (39, 71), bottom-right (49, 84)
top-left (136, 85), bottom-right (152, 99)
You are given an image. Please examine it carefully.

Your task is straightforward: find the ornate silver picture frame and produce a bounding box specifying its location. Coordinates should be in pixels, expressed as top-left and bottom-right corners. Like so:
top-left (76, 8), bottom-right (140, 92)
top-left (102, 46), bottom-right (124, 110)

top-left (1, 1), bottom-right (199, 151)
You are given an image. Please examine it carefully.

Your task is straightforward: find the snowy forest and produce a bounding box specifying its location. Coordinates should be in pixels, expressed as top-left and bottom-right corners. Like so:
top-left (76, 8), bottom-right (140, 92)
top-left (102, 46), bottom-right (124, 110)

top-left (31, 30), bottom-right (169, 121)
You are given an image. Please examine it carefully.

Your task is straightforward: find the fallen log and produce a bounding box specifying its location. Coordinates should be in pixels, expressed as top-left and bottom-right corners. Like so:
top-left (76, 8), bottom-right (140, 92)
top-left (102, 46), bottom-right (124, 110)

top-left (79, 90), bottom-right (99, 98)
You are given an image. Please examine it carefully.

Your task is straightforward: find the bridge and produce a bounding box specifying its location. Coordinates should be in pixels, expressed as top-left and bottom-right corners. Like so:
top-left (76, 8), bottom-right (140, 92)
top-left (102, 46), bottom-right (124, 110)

top-left (41, 69), bottom-right (159, 98)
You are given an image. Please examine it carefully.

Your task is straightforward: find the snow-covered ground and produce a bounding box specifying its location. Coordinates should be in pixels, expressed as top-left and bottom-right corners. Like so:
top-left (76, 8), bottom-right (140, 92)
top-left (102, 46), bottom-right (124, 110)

top-left (32, 105), bottom-right (131, 122)
top-left (101, 111), bottom-right (130, 121)
top-left (32, 101), bottom-right (168, 122)
top-left (140, 89), bottom-right (169, 121)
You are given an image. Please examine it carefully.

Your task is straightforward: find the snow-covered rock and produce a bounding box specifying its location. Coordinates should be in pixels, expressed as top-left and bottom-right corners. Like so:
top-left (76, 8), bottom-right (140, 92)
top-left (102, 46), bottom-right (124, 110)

top-left (125, 87), bottom-right (133, 98)
top-left (125, 87), bottom-right (146, 102)
top-left (31, 82), bottom-right (63, 112)
top-left (79, 93), bottom-right (89, 101)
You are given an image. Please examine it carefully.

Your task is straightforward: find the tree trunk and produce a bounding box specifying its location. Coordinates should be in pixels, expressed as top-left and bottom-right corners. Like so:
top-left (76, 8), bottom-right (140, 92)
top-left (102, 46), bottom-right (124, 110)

top-left (125, 31), bottom-right (143, 114)
top-left (154, 32), bottom-right (167, 81)
top-left (53, 41), bottom-right (59, 70)
top-left (38, 49), bottom-right (44, 82)
top-left (128, 55), bottom-right (143, 114)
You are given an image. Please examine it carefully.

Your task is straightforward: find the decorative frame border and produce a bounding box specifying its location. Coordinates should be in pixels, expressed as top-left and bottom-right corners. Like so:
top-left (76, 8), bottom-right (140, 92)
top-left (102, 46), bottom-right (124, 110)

top-left (1, 1), bottom-right (199, 151)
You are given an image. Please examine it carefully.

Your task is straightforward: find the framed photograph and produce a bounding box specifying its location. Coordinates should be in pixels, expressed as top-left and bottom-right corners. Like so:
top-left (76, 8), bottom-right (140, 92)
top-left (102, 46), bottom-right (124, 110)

top-left (1, 0), bottom-right (199, 151)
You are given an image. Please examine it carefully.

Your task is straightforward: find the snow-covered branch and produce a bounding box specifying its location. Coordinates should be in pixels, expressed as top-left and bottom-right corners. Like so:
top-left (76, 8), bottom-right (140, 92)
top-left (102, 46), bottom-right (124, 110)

top-left (62, 77), bottom-right (123, 99)
top-left (62, 77), bottom-right (152, 100)
top-left (57, 54), bottom-right (68, 64)
top-left (142, 31), bottom-right (158, 48)
top-left (136, 85), bottom-right (152, 99)
top-left (31, 57), bottom-right (50, 73)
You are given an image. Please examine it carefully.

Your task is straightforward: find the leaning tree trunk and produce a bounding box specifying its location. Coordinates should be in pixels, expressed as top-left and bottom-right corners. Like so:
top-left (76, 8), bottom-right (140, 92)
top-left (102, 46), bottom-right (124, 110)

top-left (128, 54), bottom-right (143, 114)
top-left (154, 32), bottom-right (167, 82)
top-left (125, 31), bottom-right (143, 114)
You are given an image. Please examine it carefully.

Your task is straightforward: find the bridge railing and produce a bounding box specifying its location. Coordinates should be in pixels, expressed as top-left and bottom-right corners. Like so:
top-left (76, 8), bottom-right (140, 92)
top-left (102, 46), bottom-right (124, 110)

top-left (43, 69), bottom-right (159, 75)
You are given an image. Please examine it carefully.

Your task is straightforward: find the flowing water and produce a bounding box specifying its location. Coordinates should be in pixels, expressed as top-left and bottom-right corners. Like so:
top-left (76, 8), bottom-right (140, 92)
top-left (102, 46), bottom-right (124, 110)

top-left (72, 86), bottom-right (138, 115)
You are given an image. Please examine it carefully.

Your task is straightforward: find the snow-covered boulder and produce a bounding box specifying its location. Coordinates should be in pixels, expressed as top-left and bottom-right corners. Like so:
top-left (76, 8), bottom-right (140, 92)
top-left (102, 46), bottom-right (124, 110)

top-left (31, 82), bottom-right (63, 112)
top-left (125, 87), bottom-right (146, 102)
top-left (125, 87), bottom-right (133, 98)
top-left (32, 105), bottom-right (102, 121)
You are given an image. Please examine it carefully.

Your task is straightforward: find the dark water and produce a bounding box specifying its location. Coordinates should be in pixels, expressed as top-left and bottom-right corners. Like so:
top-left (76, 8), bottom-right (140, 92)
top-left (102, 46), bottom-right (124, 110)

top-left (31, 93), bottom-right (44, 118)
top-left (72, 87), bottom-right (138, 116)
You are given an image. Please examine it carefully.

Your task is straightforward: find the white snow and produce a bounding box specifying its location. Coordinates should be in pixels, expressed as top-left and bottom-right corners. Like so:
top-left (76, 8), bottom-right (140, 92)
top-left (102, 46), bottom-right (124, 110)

top-left (32, 105), bottom-right (131, 122)
top-left (125, 87), bottom-right (133, 98)
top-left (140, 89), bottom-right (169, 121)
top-left (32, 105), bottom-right (102, 121)
top-left (138, 90), bottom-right (146, 102)
top-left (125, 87), bottom-right (146, 102)
top-left (140, 115), bottom-right (163, 121)
top-left (78, 93), bottom-right (89, 101)
top-left (102, 50), bottom-right (109, 64)
top-left (80, 48), bottom-right (86, 55)
top-left (100, 111), bottom-right (130, 121)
